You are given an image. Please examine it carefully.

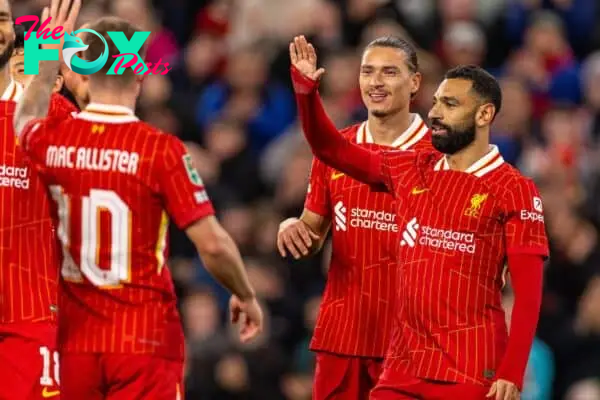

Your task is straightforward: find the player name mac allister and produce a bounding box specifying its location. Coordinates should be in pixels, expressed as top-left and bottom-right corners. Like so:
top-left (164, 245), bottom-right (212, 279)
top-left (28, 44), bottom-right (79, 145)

top-left (46, 145), bottom-right (140, 175)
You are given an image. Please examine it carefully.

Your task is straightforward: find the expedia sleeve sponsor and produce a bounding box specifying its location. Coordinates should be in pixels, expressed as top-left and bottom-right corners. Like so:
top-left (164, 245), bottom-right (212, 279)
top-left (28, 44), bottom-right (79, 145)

top-left (503, 182), bottom-right (549, 257)
top-left (0, 165), bottom-right (30, 189)
top-left (519, 209), bottom-right (544, 223)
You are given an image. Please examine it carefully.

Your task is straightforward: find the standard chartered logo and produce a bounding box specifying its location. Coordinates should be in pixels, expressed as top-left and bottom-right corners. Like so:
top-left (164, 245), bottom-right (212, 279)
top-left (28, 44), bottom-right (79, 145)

top-left (400, 217), bottom-right (476, 253)
top-left (0, 164), bottom-right (30, 189)
top-left (334, 201), bottom-right (347, 231)
top-left (334, 201), bottom-right (397, 232)
top-left (400, 217), bottom-right (419, 247)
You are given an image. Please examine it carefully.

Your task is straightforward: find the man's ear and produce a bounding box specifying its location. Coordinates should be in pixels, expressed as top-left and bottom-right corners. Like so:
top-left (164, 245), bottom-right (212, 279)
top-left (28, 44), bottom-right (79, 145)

top-left (53, 74), bottom-right (65, 93)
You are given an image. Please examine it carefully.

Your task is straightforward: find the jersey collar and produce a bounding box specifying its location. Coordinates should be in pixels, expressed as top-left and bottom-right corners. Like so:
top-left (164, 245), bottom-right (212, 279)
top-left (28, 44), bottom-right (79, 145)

top-left (1, 80), bottom-right (23, 102)
top-left (433, 145), bottom-right (505, 177)
top-left (356, 113), bottom-right (428, 149)
top-left (76, 103), bottom-right (139, 123)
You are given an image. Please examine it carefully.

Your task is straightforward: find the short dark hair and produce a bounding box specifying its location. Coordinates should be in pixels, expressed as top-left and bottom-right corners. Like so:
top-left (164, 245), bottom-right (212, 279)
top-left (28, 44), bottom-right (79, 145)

top-left (14, 23), bottom-right (25, 50)
top-left (444, 65), bottom-right (502, 118)
top-left (365, 35), bottom-right (418, 73)
top-left (83, 17), bottom-right (146, 85)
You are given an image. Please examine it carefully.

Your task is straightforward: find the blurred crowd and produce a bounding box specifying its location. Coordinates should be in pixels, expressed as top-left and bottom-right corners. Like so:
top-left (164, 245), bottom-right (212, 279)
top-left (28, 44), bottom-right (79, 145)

top-left (14, 0), bottom-right (600, 399)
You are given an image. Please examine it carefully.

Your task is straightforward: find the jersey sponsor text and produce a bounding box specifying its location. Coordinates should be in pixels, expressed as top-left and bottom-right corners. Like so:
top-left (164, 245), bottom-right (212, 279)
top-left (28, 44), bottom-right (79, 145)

top-left (0, 164), bottom-right (29, 189)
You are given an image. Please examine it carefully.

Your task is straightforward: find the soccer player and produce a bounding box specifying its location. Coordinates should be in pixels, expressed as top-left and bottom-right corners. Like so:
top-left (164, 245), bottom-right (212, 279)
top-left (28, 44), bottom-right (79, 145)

top-left (0, 0), bottom-right (62, 399)
top-left (15, 12), bottom-right (264, 400)
top-left (290, 36), bottom-right (548, 400)
top-left (11, 22), bottom-right (77, 121)
top-left (10, 23), bottom-right (32, 87)
top-left (11, 24), bottom-right (67, 95)
top-left (277, 36), bottom-right (431, 399)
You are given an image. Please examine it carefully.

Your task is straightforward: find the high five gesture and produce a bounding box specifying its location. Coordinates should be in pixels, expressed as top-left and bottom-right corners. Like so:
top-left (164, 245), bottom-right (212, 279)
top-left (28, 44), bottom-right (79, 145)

top-left (289, 35), bottom-right (325, 81)
top-left (41, 0), bottom-right (82, 54)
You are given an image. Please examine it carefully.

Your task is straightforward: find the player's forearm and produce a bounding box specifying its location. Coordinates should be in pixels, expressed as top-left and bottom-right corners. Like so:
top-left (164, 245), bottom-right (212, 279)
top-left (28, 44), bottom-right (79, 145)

top-left (299, 210), bottom-right (330, 255)
top-left (14, 60), bottom-right (59, 135)
top-left (291, 67), bottom-right (383, 186)
top-left (199, 230), bottom-right (255, 301)
top-left (496, 254), bottom-right (544, 389)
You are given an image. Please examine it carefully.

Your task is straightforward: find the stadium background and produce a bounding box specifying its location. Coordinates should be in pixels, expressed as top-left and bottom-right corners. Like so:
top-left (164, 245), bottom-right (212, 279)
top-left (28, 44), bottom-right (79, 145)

top-left (13, 0), bottom-right (600, 399)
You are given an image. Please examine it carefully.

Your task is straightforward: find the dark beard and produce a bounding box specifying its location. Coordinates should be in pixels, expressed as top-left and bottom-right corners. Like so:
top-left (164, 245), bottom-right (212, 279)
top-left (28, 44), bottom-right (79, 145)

top-left (431, 122), bottom-right (476, 155)
top-left (0, 41), bottom-right (15, 70)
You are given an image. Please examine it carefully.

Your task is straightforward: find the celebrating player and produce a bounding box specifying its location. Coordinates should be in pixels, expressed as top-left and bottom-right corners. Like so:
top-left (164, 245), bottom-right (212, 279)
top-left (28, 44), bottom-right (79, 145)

top-left (12, 11), bottom-right (81, 121)
top-left (0, 0), bottom-right (64, 399)
top-left (15, 9), bottom-right (263, 400)
top-left (10, 24), bottom-right (33, 87)
top-left (11, 23), bottom-right (67, 96)
top-left (290, 36), bottom-right (548, 400)
top-left (277, 36), bottom-right (431, 399)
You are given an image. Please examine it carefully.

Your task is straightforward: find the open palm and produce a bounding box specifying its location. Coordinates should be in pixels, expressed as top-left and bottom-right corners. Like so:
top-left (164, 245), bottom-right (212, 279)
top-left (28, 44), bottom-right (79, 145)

top-left (289, 35), bottom-right (325, 81)
top-left (41, 0), bottom-right (81, 57)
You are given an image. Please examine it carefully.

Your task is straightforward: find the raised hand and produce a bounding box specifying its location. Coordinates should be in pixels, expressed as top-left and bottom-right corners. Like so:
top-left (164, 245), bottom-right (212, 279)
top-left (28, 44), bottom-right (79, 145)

top-left (289, 35), bottom-right (325, 81)
top-left (41, 0), bottom-right (81, 53)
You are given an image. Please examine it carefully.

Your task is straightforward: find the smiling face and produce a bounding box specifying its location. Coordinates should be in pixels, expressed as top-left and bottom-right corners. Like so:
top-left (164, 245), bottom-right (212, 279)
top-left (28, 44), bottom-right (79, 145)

top-left (428, 78), bottom-right (495, 154)
top-left (0, 0), bottom-right (15, 71)
top-left (359, 46), bottom-right (420, 118)
top-left (10, 46), bottom-right (30, 86)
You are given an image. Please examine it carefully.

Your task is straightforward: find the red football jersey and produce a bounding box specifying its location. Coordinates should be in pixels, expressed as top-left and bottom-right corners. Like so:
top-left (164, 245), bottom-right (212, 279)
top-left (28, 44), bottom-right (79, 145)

top-left (0, 85), bottom-right (59, 330)
top-left (21, 103), bottom-right (215, 360)
top-left (306, 115), bottom-right (432, 357)
top-left (376, 146), bottom-right (549, 385)
top-left (48, 93), bottom-right (79, 119)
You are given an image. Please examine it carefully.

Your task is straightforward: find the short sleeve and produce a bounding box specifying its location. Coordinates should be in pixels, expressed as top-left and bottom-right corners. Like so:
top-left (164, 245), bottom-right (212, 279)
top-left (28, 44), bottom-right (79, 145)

top-left (503, 178), bottom-right (549, 258)
top-left (156, 135), bottom-right (215, 229)
top-left (304, 157), bottom-right (331, 217)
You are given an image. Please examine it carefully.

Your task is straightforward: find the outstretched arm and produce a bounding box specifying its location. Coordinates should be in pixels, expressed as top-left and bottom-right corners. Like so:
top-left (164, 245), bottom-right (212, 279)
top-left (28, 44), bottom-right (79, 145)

top-left (14, 0), bottom-right (81, 135)
top-left (290, 36), bottom-right (386, 188)
top-left (14, 61), bottom-right (59, 135)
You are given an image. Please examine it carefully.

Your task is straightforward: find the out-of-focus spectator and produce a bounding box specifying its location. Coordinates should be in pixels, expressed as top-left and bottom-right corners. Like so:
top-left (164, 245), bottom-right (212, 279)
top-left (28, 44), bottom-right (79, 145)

top-left (228, 0), bottom-right (326, 50)
top-left (440, 21), bottom-right (486, 68)
top-left (538, 207), bottom-right (600, 399)
top-left (506, 11), bottom-right (576, 118)
top-left (492, 77), bottom-right (533, 165)
top-left (110, 0), bottom-right (180, 65)
top-left (12, 1), bottom-right (600, 398)
top-left (581, 52), bottom-right (600, 144)
top-left (194, 0), bottom-right (233, 37)
top-left (204, 119), bottom-right (264, 202)
top-left (195, 44), bottom-right (296, 153)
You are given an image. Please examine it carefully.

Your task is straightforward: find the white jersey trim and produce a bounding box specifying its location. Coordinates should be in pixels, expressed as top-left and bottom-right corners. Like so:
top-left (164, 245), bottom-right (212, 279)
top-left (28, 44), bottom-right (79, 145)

top-left (76, 103), bottom-right (139, 123)
top-left (433, 145), bottom-right (505, 177)
top-left (1, 80), bottom-right (24, 102)
top-left (356, 113), bottom-right (428, 149)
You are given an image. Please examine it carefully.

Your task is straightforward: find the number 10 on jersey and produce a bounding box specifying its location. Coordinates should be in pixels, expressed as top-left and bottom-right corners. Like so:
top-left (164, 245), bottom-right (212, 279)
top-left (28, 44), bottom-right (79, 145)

top-left (49, 186), bottom-right (132, 288)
